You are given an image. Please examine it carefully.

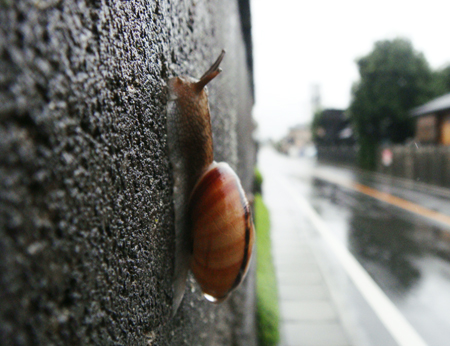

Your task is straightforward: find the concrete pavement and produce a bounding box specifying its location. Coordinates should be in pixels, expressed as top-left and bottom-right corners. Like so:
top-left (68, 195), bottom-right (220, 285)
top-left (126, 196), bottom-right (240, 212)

top-left (266, 195), bottom-right (352, 346)
top-left (260, 146), bottom-right (354, 346)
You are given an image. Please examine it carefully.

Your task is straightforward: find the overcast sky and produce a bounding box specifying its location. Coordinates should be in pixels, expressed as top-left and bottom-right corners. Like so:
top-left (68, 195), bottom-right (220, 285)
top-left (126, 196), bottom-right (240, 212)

top-left (251, 0), bottom-right (450, 140)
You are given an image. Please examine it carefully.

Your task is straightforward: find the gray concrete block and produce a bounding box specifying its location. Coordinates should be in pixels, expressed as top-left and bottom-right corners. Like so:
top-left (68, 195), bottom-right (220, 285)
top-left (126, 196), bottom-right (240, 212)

top-left (276, 262), bottom-right (321, 275)
top-left (278, 284), bottom-right (329, 301)
top-left (281, 301), bottom-right (338, 322)
top-left (284, 321), bottom-right (350, 346)
top-left (277, 271), bottom-right (324, 285)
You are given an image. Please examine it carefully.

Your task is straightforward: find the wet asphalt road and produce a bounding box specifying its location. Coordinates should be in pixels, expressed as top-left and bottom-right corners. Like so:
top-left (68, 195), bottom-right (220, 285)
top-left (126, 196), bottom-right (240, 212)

top-left (259, 146), bottom-right (450, 346)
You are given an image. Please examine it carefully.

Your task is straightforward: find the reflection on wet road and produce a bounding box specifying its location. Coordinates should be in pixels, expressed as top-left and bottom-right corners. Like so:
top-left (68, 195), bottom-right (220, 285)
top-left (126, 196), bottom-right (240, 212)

top-left (310, 179), bottom-right (450, 346)
top-left (313, 172), bottom-right (450, 228)
top-left (260, 146), bottom-right (450, 346)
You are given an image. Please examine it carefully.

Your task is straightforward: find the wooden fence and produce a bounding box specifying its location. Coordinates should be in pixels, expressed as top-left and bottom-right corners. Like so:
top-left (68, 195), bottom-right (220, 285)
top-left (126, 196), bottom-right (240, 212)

top-left (378, 145), bottom-right (450, 189)
top-left (317, 145), bottom-right (450, 189)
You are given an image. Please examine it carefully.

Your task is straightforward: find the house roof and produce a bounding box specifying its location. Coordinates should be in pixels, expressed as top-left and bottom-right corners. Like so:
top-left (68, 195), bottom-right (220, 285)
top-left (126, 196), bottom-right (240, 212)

top-left (410, 92), bottom-right (450, 117)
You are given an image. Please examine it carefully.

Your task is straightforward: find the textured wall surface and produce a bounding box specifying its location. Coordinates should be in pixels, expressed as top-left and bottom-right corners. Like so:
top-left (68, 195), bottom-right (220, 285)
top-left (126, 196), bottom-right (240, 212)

top-left (0, 0), bottom-right (256, 345)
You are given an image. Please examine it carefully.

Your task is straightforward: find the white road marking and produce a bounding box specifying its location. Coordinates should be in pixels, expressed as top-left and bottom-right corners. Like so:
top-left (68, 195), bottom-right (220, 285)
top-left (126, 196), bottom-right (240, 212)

top-left (279, 177), bottom-right (429, 346)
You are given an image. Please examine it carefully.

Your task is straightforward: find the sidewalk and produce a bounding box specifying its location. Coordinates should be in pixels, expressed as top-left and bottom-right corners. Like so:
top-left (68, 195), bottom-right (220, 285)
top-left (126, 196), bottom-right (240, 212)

top-left (260, 148), bottom-right (353, 346)
top-left (268, 202), bottom-right (352, 346)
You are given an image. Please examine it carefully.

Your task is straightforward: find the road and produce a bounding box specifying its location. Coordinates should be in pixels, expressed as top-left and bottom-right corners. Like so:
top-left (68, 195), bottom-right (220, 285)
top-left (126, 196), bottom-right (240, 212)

top-left (259, 146), bottom-right (450, 346)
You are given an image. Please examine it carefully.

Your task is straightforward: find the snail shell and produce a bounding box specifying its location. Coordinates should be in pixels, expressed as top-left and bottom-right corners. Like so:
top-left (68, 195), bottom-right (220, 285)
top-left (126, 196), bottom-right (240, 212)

top-left (189, 162), bottom-right (255, 302)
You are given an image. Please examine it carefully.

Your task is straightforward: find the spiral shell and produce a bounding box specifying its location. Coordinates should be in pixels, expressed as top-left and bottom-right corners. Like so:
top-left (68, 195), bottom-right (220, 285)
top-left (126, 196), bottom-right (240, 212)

top-left (189, 162), bottom-right (255, 302)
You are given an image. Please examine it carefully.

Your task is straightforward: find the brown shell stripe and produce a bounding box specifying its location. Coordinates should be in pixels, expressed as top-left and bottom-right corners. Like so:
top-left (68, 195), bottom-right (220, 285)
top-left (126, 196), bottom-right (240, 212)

top-left (191, 260), bottom-right (241, 292)
top-left (229, 181), bottom-right (252, 292)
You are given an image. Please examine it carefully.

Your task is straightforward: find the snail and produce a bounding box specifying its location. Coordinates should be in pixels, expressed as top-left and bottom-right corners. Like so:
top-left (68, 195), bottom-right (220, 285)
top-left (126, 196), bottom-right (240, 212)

top-left (166, 50), bottom-right (255, 312)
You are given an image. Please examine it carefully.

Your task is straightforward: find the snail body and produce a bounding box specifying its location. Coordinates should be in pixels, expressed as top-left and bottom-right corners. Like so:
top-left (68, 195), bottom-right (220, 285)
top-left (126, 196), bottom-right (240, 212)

top-left (166, 51), bottom-right (254, 312)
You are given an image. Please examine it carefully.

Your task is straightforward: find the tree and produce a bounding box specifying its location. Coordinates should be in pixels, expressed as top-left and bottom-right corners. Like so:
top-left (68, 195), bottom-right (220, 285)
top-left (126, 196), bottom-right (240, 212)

top-left (349, 38), bottom-right (436, 170)
top-left (431, 64), bottom-right (450, 95)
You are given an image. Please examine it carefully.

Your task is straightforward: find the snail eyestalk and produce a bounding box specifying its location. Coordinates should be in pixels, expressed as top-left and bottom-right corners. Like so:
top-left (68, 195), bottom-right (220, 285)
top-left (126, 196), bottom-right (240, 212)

top-left (195, 50), bottom-right (226, 92)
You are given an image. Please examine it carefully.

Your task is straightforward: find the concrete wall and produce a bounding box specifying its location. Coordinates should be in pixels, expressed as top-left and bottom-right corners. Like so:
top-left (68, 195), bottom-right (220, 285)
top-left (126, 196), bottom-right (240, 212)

top-left (0, 1), bottom-right (256, 345)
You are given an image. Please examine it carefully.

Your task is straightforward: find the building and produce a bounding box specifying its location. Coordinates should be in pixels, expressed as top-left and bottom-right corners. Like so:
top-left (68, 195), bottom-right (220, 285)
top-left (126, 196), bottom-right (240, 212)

top-left (411, 92), bottom-right (450, 145)
top-left (313, 108), bottom-right (356, 164)
top-left (314, 109), bottom-right (355, 146)
top-left (279, 124), bottom-right (313, 156)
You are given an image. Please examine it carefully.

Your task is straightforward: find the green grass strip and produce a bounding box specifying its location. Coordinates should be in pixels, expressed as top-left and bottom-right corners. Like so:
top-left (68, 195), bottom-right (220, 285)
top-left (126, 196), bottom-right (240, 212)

top-left (255, 193), bottom-right (280, 346)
